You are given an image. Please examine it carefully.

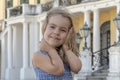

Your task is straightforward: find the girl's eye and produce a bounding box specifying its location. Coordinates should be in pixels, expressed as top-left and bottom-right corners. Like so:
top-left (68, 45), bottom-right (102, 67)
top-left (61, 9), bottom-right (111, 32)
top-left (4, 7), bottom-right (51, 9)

top-left (61, 29), bottom-right (66, 32)
top-left (50, 26), bottom-right (55, 29)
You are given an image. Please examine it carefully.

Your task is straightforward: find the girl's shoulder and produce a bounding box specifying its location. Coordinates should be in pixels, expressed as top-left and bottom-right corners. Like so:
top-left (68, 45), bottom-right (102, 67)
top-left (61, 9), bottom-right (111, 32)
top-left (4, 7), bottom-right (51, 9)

top-left (32, 50), bottom-right (50, 69)
top-left (37, 49), bottom-right (49, 56)
top-left (32, 50), bottom-right (48, 59)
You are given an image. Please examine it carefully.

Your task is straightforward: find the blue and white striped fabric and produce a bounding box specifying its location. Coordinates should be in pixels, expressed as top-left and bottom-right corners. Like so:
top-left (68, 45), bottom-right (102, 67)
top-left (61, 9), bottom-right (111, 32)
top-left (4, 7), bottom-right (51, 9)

top-left (33, 50), bottom-right (73, 80)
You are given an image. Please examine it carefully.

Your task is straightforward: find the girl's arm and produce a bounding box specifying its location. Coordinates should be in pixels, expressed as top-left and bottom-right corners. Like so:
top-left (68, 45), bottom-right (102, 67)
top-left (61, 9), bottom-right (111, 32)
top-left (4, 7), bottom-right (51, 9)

top-left (62, 28), bottom-right (82, 73)
top-left (32, 40), bottom-right (64, 75)
top-left (64, 49), bottom-right (82, 73)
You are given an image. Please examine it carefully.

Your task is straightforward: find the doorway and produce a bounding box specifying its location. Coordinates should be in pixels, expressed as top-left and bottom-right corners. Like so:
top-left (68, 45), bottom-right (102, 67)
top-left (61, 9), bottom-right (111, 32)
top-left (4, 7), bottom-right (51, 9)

top-left (100, 21), bottom-right (110, 67)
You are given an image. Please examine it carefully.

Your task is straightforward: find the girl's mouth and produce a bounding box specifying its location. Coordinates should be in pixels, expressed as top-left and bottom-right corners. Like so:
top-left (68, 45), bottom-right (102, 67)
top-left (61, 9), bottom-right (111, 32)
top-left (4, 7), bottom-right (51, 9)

top-left (51, 37), bottom-right (60, 41)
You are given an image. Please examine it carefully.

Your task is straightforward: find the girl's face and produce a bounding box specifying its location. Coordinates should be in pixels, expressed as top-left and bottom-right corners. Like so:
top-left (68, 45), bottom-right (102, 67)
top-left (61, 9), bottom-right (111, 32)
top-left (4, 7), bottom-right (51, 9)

top-left (44, 14), bottom-right (71, 48)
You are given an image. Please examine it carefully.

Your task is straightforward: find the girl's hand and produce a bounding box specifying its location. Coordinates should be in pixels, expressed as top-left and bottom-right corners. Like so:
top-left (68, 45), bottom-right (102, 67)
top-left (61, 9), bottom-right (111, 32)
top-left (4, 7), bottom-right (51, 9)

top-left (39, 39), bottom-right (55, 53)
top-left (33, 39), bottom-right (65, 75)
top-left (62, 27), bottom-right (74, 52)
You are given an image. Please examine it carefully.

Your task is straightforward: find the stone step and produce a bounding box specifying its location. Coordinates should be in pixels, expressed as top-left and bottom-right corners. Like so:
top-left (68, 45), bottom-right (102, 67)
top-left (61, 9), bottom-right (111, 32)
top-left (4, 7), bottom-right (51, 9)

top-left (92, 72), bottom-right (108, 76)
top-left (86, 76), bottom-right (106, 80)
top-left (86, 68), bottom-right (109, 80)
top-left (92, 68), bottom-right (109, 76)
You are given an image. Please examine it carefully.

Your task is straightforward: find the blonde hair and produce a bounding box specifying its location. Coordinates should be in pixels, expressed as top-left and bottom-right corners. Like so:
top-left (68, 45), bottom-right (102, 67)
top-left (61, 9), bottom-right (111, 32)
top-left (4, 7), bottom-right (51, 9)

top-left (41, 7), bottom-right (79, 62)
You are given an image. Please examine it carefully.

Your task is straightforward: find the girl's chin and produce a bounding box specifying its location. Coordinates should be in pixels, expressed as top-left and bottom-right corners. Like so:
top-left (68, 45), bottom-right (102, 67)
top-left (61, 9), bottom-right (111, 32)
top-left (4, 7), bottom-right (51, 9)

top-left (50, 44), bottom-right (62, 48)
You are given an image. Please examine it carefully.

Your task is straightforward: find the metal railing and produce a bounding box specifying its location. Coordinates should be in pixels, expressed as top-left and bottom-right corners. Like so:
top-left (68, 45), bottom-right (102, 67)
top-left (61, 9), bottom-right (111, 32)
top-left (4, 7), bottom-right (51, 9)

top-left (59, 0), bottom-right (103, 6)
top-left (92, 44), bottom-right (115, 71)
top-left (9, 6), bottom-right (22, 17)
top-left (41, 1), bottom-right (54, 12)
top-left (7, 4), bottom-right (42, 18)
top-left (7, 0), bottom-right (105, 18)
top-left (59, 0), bottom-right (82, 6)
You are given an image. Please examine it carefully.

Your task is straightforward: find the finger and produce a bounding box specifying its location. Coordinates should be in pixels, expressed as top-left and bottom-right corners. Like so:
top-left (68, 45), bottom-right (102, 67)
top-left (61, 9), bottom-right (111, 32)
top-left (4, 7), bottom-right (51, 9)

top-left (66, 27), bottom-right (73, 40)
top-left (63, 28), bottom-right (73, 46)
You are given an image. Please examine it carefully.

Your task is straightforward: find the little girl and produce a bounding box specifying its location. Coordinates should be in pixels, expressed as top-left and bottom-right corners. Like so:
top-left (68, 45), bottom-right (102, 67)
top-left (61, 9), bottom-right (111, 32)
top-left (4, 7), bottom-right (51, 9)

top-left (32, 7), bottom-right (82, 80)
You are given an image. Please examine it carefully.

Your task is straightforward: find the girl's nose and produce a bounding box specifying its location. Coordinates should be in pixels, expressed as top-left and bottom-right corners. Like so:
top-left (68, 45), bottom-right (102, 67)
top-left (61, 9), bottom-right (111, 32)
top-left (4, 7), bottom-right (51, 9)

top-left (53, 29), bottom-right (59, 35)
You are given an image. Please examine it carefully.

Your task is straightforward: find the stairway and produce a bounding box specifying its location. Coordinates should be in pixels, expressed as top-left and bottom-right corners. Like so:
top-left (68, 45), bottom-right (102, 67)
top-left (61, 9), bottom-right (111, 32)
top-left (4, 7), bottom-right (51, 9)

top-left (86, 67), bottom-right (109, 80)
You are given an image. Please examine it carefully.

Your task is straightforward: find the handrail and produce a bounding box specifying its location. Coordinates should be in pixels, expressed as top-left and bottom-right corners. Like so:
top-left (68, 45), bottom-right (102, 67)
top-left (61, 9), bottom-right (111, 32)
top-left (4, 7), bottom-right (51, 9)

top-left (92, 44), bottom-right (115, 71)
top-left (59, 0), bottom-right (103, 6)
top-left (92, 44), bottom-right (115, 54)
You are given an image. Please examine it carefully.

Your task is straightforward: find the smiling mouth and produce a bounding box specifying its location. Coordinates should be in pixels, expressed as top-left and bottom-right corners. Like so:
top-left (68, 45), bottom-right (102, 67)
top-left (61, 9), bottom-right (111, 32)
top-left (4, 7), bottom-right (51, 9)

top-left (51, 37), bottom-right (60, 41)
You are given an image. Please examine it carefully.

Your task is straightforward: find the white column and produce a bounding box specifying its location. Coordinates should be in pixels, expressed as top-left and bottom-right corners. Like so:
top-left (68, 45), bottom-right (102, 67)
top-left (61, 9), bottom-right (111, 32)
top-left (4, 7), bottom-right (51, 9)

top-left (7, 26), bottom-right (13, 69)
top-left (23, 22), bottom-right (29, 68)
top-left (107, 46), bottom-right (120, 80)
top-left (39, 21), bottom-right (43, 41)
top-left (36, 4), bottom-right (42, 14)
top-left (34, 22), bottom-right (39, 51)
top-left (84, 10), bottom-right (91, 48)
top-left (22, 4), bottom-right (29, 15)
top-left (5, 25), bottom-right (16, 80)
top-left (93, 9), bottom-right (100, 70)
top-left (13, 26), bottom-right (17, 67)
top-left (53, 0), bottom-right (59, 7)
top-left (74, 49), bottom-right (92, 80)
top-left (12, 26), bottom-right (22, 80)
top-left (1, 36), bottom-right (6, 80)
top-left (7, 8), bottom-right (10, 18)
top-left (116, 3), bottom-right (120, 42)
top-left (14, 25), bottom-right (23, 68)
top-left (117, 3), bottom-right (120, 13)
top-left (2, 21), bottom-right (5, 30)
top-left (30, 22), bottom-right (39, 67)
top-left (93, 9), bottom-right (100, 52)
top-left (20, 22), bottom-right (35, 80)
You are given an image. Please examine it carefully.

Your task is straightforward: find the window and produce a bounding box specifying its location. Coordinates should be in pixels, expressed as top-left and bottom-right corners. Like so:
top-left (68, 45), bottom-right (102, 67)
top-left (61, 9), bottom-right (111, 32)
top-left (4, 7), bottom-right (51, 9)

top-left (5, 0), bottom-right (13, 18)
top-left (7, 0), bottom-right (13, 8)
top-left (100, 21), bottom-right (110, 66)
top-left (20, 0), bottom-right (29, 4)
top-left (37, 0), bottom-right (40, 4)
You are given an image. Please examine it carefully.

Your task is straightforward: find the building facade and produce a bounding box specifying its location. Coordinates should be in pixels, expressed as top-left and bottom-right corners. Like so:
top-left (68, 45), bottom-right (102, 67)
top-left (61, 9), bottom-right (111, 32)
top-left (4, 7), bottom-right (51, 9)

top-left (0, 0), bottom-right (120, 80)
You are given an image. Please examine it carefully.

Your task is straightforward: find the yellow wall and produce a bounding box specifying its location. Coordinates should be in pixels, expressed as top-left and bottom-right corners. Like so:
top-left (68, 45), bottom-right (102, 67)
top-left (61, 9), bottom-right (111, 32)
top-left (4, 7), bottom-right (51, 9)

top-left (110, 8), bottom-right (117, 45)
top-left (13, 0), bottom-right (20, 7)
top-left (100, 11), bottom-right (110, 26)
top-left (0, 0), bottom-right (5, 30)
top-left (40, 0), bottom-right (51, 4)
top-left (99, 8), bottom-right (116, 45)
top-left (0, 0), bottom-right (5, 20)
top-left (73, 14), bottom-right (84, 33)
top-left (29, 0), bottom-right (37, 5)
top-left (12, 0), bottom-right (47, 6)
top-left (73, 14), bottom-right (84, 50)
top-left (13, 0), bottom-right (38, 6)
